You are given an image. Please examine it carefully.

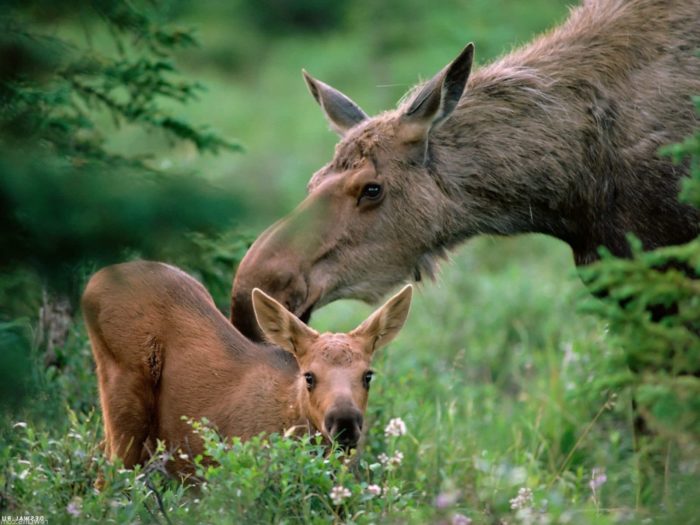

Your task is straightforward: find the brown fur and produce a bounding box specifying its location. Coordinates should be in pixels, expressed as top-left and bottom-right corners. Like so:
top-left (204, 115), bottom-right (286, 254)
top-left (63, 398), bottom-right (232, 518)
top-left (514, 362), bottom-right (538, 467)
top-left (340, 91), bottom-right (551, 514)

top-left (231, 0), bottom-right (700, 340)
top-left (83, 261), bottom-right (412, 473)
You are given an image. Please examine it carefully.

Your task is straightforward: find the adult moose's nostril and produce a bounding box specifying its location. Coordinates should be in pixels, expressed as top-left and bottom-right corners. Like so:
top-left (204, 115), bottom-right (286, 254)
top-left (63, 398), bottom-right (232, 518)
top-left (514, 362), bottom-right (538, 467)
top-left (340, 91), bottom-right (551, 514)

top-left (325, 410), bottom-right (364, 449)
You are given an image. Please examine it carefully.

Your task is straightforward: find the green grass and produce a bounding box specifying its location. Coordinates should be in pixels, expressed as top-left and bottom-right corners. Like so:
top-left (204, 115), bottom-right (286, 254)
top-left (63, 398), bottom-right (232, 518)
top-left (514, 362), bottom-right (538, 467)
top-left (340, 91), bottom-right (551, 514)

top-left (2, 1), bottom-right (698, 523)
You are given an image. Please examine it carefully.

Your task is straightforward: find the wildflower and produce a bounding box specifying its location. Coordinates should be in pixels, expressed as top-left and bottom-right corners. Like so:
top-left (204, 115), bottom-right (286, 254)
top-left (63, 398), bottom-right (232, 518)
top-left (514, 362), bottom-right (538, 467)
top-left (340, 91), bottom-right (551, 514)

top-left (589, 467), bottom-right (607, 492)
top-left (366, 484), bottom-right (382, 497)
top-left (378, 451), bottom-right (404, 467)
top-left (67, 498), bottom-right (82, 518)
top-left (330, 485), bottom-right (352, 505)
top-left (384, 417), bottom-right (407, 437)
top-left (435, 490), bottom-right (459, 509)
top-left (510, 487), bottom-right (533, 510)
top-left (451, 513), bottom-right (472, 525)
top-left (13, 421), bottom-right (27, 429)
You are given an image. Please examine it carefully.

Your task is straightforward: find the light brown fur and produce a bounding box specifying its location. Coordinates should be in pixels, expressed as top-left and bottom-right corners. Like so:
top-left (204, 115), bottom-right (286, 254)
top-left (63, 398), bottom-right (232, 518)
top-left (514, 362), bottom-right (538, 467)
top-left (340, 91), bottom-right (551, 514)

top-left (82, 261), bottom-right (412, 473)
top-left (231, 0), bottom-right (699, 340)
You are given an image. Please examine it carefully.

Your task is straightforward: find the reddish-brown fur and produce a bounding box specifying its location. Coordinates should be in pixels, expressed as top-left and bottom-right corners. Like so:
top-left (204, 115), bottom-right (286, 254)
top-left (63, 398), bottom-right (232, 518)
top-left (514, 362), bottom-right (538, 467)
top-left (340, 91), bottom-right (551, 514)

top-left (231, 0), bottom-right (700, 340)
top-left (82, 261), bottom-right (412, 473)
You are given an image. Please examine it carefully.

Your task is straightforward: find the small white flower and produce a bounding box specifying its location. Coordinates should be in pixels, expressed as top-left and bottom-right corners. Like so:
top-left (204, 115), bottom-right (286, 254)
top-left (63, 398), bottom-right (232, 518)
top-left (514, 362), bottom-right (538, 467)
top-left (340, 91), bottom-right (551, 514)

top-left (378, 451), bottom-right (404, 467)
top-left (510, 487), bottom-right (533, 510)
top-left (330, 485), bottom-right (352, 505)
top-left (451, 513), bottom-right (472, 525)
top-left (67, 498), bottom-right (82, 517)
top-left (435, 490), bottom-right (459, 509)
top-left (179, 453), bottom-right (189, 460)
top-left (589, 467), bottom-right (607, 491)
top-left (366, 484), bottom-right (382, 497)
top-left (13, 421), bottom-right (27, 429)
top-left (384, 417), bottom-right (407, 437)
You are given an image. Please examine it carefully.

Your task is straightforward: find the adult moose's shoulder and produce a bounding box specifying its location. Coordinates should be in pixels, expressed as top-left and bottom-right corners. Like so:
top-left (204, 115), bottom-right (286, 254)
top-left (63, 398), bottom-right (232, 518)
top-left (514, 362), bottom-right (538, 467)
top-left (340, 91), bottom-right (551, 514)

top-left (231, 0), bottom-right (700, 340)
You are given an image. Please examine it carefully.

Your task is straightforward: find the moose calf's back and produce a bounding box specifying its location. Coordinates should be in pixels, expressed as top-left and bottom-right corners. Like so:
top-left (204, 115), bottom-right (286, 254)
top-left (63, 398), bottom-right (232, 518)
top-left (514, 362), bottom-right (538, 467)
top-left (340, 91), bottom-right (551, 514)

top-left (82, 261), bottom-right (284, 470)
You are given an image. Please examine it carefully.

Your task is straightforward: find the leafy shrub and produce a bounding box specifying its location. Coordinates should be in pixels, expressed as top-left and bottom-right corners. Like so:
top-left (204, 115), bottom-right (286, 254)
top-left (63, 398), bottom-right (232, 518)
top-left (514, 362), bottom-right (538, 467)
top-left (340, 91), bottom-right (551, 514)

top-left (1, 411), bottom-right (418, 523)
top-left (0, 1), bottom-right (244, 290)
top-left (576, 99), bottom-right (700, 508)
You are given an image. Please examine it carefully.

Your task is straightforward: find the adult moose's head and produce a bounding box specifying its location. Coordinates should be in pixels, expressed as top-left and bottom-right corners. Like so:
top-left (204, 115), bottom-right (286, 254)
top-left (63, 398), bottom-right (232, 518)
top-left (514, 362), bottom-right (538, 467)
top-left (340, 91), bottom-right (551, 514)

top-left (232, 0), bottom-right (700, 341)
top-left (232, 45), bottom-right (475, 340)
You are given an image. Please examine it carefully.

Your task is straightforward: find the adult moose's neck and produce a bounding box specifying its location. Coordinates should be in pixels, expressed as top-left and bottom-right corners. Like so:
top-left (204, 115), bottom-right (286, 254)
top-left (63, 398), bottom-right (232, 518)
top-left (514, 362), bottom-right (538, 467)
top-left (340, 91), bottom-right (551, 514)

top-left (429, 64), bottom-right (594, 258)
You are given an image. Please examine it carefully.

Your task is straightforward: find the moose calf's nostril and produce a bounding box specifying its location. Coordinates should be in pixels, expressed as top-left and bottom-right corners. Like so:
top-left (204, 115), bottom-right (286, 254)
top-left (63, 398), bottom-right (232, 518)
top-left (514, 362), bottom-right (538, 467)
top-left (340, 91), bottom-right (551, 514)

top-left (325, 411), bottom-right (364, 447)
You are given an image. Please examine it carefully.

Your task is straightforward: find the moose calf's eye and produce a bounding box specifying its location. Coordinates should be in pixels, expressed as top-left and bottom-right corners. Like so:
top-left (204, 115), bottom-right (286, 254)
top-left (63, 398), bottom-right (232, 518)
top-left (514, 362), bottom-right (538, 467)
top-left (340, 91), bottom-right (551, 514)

top-left (363, 371), bottom-right (374, 389)
top-left (360, 183), bottom-right (382, 202)
top-left (304, 372), bottom-right (315, 390)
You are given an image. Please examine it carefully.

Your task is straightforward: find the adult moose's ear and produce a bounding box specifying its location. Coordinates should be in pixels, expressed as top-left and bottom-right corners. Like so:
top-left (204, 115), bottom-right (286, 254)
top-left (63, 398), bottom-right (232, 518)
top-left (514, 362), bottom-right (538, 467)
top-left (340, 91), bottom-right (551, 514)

top-left (303, 70), bottom-right (368, 136)
top-left (398, 43), bottom-right (474, 146)
top-left (252, 288), bottom-right (318, 355)
top-left (351, 285), bottom-right (413, 354)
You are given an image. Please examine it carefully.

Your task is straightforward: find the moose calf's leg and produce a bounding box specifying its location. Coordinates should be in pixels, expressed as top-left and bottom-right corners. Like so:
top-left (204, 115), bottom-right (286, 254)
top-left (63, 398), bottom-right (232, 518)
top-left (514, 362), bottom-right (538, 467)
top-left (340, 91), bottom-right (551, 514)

top-left (102, 366), bottom-right (155, 467)
top-left (93, 342), bottom-right (157, 468)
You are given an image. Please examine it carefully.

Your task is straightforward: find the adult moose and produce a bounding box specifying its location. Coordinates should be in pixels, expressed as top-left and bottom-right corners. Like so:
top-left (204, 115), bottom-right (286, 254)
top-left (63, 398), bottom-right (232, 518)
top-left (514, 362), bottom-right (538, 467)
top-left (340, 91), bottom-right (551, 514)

top-left (231, 0), bottom-right (699, 341)
top-left (82, 261), bottom-right (412, 473)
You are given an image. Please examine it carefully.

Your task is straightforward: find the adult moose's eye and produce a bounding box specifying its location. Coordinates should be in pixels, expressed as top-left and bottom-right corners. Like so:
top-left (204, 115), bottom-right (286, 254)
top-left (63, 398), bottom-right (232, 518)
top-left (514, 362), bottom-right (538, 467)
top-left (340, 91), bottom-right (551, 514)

top-left (358, 183), bottom-right (382, 204)
top-left (362, 370), bottom-right (374, 389)
top-left (304, 372), bottom-right (316, 390)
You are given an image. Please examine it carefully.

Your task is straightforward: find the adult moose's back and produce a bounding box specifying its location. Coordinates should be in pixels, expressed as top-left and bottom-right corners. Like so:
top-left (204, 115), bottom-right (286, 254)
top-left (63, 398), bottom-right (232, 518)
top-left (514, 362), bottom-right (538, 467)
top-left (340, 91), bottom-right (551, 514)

top-left (231, 0), bottom-right (699, 340)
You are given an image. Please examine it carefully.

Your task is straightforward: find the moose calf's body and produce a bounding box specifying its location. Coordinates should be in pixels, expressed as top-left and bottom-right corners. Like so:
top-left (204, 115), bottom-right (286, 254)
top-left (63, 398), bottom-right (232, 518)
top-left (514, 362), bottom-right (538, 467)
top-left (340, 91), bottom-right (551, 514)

top-left (231, 0), bottom-right (700, 340)
top-left (83, 261), bottom-right (411, 472)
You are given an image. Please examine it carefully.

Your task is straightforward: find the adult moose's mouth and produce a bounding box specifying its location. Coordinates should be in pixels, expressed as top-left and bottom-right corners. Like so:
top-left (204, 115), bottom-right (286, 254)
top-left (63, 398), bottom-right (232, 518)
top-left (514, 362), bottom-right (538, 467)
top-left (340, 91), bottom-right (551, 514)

top-left (298, 303), bottom-right (315, 324)
top-left (294, 280), bottom-right (324, 324)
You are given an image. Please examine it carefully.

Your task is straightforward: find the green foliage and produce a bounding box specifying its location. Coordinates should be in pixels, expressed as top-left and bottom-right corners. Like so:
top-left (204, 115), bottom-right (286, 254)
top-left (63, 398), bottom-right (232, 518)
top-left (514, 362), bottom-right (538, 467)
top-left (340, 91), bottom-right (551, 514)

top-left (1, 411), bottom-right (417, 523)
top-left (163, 230), bottom-right (254, 311)
top-left (576, 103), bottom-right (700, 501)
top-left (238, 0), bottom-right (351, 35)
top-left (0, 0), bottom-right (244, 291)
top-left (662, 97), bottom-right (700, 203)
top-left (0, 321), bottom-right (33, 411)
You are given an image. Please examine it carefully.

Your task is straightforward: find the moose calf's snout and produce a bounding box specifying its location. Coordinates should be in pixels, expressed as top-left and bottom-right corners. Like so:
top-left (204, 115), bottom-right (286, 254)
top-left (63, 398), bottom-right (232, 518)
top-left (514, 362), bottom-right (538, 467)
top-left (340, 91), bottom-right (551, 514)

top-left (325, 408), bottom-right (364, 449)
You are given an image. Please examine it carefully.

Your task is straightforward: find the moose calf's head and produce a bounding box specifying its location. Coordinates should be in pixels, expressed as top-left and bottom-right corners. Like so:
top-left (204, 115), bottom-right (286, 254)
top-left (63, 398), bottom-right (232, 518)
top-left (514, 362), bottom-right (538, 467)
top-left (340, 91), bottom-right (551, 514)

top-left (232, 45), bottom-right (474, 341)
top-left (252, 284), bottom-right (413, 450)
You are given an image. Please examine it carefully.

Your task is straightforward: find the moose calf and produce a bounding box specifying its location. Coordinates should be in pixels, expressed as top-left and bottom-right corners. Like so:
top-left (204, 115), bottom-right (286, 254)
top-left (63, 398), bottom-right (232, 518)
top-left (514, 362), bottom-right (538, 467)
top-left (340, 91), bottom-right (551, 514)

top-left (82, 260), bottom-right (412, 473)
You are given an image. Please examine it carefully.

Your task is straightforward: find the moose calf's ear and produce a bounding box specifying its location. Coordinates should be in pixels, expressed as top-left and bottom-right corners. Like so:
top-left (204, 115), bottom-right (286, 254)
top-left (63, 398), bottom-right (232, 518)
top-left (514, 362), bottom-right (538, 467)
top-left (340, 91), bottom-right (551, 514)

top-left (351, 284), bottom-right (413, 354)
top-left (399, 43), bottom-right (474, 145)
top-left (303, 70), bottom-right (368, 136)
top-left (252, 288), bottom-right (318, 355)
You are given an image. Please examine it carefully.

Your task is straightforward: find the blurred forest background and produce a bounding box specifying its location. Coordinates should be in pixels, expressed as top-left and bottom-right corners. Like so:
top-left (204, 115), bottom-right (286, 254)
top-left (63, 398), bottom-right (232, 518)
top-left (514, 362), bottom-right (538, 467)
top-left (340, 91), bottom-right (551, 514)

top-left (1, 0), bottom-right (698, 523)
